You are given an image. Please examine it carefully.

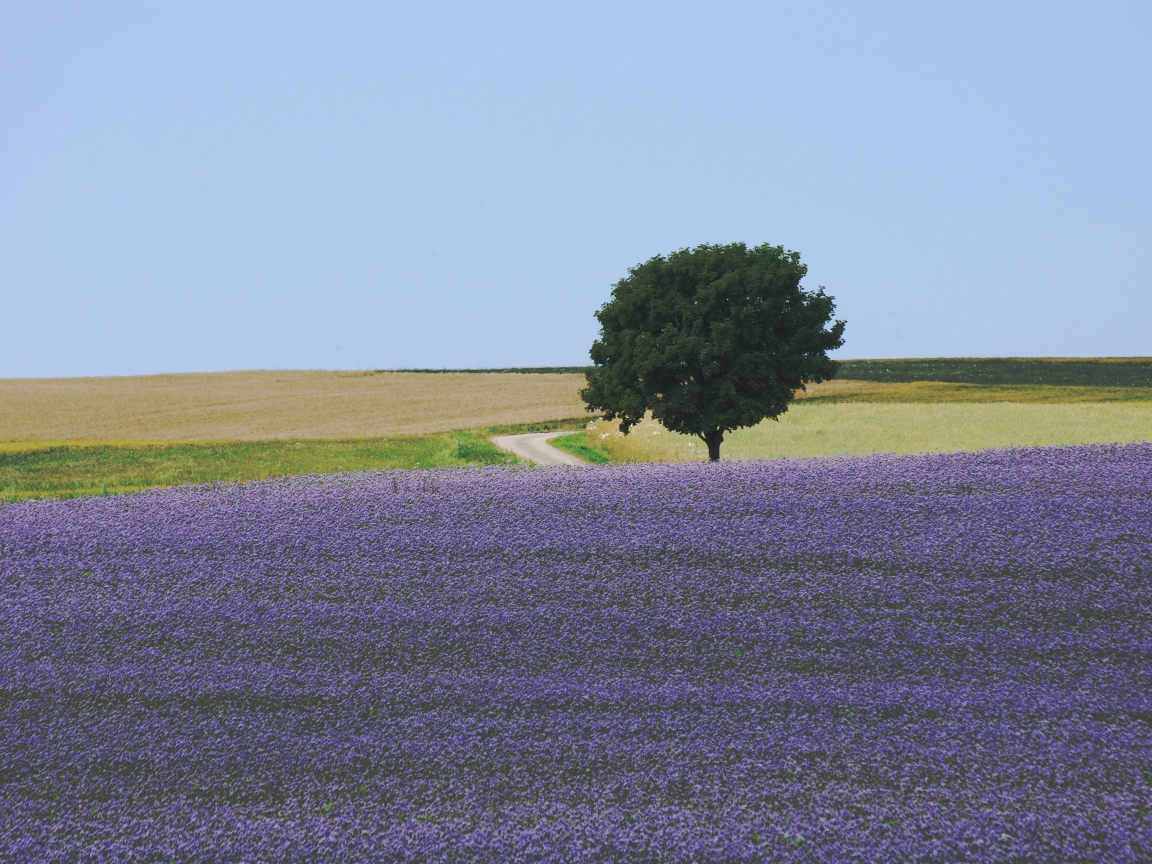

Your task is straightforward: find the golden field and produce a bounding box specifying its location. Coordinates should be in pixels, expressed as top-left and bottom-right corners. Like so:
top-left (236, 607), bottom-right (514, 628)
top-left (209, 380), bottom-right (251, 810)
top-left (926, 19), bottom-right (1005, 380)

top-left (0, 370), bottom-right (590, 441)
top-left (588, 401), bottom-right (1152, 462)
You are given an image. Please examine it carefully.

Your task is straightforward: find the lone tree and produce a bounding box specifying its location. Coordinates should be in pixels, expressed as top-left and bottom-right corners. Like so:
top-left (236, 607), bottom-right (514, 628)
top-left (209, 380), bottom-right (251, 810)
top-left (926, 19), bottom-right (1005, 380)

top-left (581, 242), bottom-right (845, 462)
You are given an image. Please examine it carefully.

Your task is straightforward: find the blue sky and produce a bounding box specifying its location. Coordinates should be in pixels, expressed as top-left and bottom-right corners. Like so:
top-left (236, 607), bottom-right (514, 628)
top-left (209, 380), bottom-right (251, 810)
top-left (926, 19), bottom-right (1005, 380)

top-left (2, 1), bottom-right (1149, 377)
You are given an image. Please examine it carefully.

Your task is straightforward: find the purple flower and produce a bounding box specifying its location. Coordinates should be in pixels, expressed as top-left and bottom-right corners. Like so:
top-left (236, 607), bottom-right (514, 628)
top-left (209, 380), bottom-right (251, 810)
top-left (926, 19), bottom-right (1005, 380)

top-left (1, 444), bottom-right (1150, 861)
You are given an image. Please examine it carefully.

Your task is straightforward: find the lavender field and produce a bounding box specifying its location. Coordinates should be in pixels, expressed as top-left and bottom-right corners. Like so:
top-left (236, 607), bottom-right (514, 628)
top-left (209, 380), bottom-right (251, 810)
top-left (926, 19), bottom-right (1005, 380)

top-left (2, 445), bottom-right (1151, 862)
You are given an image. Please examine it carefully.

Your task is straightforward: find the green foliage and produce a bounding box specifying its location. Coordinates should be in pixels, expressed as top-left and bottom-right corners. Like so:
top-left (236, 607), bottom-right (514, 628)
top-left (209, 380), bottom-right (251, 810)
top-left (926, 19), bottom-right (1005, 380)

top-left (454, 442), bottom-right (509, 464)
top-left (514, 421), bottom-right (592, 433)
top-left (582, 242), bottom-right (845, 460)
top-left (837, 357), bottom-right (1152, 387)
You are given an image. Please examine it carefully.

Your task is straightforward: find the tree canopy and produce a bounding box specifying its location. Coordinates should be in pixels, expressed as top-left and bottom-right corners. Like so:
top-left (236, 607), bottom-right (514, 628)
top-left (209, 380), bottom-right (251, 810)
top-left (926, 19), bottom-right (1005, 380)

top-left (581, 242), bottom-right (846, 461)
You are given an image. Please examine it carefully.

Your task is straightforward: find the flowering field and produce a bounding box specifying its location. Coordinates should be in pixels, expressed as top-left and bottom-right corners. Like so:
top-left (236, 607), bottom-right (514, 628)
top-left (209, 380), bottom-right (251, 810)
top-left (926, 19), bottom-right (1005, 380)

top-left (2, 445), bottom-right (1150, 862)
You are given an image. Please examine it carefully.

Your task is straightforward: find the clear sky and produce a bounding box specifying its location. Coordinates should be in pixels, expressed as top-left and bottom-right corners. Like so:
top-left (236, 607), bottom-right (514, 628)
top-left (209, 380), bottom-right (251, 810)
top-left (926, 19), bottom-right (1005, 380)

top-left (2, 1), bottom-right (1149, 377)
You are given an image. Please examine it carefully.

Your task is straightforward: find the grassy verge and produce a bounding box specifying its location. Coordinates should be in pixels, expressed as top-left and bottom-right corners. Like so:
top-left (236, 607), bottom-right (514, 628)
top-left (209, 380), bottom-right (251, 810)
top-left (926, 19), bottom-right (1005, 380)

top-left (0, 419), bottom-right (588, 502)
top-left (547, 430), bottom-right (612, 464)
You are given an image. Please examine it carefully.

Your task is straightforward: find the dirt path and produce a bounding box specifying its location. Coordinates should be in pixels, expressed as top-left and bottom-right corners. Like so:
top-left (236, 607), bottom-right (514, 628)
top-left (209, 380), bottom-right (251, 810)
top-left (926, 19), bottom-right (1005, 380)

top-left (490, 431), bottom-right (584, 466)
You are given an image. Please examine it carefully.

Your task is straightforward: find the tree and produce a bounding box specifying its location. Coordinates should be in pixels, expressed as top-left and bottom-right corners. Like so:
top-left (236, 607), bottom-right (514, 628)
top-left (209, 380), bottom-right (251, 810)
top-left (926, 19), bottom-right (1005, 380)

top-left (581, 242), bottom-right (845, 462)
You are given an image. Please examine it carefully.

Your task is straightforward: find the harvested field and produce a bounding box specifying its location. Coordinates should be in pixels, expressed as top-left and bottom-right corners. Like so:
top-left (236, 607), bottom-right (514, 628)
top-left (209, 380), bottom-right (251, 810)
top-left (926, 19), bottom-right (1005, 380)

top-left (0, 370), bottom-right (589, 441)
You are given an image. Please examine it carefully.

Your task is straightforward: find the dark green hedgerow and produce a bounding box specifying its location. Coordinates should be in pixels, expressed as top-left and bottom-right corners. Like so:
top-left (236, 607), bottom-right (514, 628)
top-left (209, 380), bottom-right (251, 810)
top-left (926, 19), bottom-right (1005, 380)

top-left (836, 358), bottom-right (1152, 387)
top-left (376, 359), bottom-right (1152, 387)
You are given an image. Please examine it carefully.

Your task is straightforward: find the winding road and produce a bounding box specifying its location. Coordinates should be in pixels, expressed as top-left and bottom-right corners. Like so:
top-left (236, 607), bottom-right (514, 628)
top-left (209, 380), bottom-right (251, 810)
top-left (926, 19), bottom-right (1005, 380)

top-left (490, 431), bottom-right (584, 466)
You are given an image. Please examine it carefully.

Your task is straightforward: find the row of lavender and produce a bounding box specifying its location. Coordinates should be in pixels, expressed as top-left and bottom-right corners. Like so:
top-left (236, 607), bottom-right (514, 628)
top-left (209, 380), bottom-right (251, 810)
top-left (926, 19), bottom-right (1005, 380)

top-left (1, 444), bottom-right (1150, 862)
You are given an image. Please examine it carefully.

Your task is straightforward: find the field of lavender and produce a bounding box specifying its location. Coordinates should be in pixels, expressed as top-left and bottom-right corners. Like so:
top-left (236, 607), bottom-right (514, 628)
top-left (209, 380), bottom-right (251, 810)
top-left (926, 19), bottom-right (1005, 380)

top-left (2, 445), bottom-right (1150, 862)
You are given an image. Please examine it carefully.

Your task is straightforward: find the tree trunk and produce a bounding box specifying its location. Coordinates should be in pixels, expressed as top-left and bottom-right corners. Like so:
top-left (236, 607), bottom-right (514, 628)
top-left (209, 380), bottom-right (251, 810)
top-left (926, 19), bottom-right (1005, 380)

top-left (701, 430), bottom-right (724, 462)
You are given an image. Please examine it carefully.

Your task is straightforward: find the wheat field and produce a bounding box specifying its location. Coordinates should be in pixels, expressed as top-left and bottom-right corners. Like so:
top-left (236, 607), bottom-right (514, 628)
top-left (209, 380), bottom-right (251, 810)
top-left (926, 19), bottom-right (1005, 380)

top-left (589, 402), bottom-right (1152, 462)
top-left (0, 370), bottom-right (590, 441)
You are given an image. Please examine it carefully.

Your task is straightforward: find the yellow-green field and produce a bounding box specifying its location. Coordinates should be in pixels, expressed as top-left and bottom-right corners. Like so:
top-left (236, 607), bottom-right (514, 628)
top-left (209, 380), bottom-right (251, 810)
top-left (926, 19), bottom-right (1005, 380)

top-left (572, 400), bottom-right (1152, 463)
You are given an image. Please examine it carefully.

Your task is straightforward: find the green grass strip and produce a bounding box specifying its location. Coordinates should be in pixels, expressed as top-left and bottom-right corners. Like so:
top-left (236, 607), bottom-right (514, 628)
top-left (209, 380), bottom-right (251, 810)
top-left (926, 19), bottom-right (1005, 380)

top-left (548, 431), bottom-right (613, 464)
top-left (0, 420), bottom-right (588, 502)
